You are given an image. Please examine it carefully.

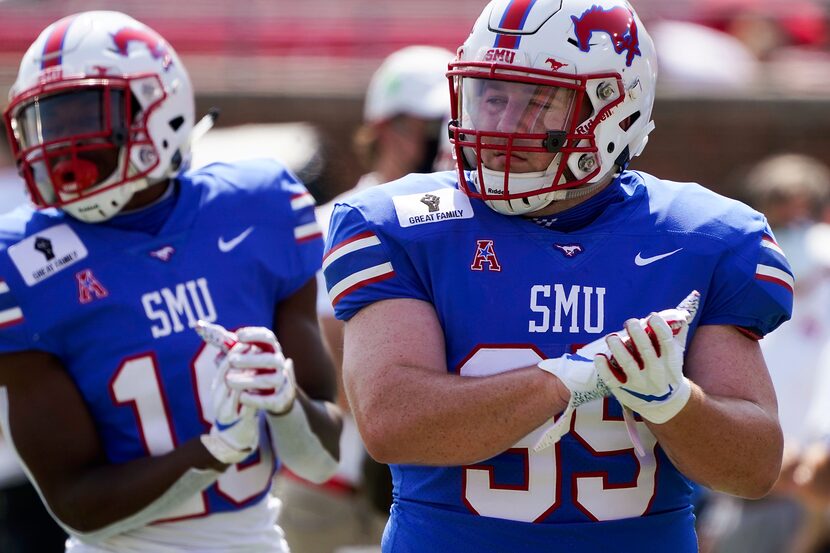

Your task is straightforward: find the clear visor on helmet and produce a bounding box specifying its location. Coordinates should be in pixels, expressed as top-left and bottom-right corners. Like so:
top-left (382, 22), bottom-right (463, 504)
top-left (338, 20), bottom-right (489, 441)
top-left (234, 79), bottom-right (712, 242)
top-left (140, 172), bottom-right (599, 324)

top-left (463, 78), bottom-right (576, 135)
top-left (8, 86), bottom-right (130, 206)
top-left (458, 78), bottom-right (580, 177)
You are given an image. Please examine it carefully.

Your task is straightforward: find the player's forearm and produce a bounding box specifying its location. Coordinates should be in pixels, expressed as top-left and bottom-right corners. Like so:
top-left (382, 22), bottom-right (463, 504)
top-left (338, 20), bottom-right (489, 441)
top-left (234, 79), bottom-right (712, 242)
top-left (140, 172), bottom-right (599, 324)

top-left (293, 389), bottom-right (342, 458)
top-left (648, 384), bottom-right (783, 498)
top-left (352, 366), bottom-right (567, 465)
top-left (267, 394), bottom-right (342, 483)
top-left (49, 438), bottom-right (223, 532)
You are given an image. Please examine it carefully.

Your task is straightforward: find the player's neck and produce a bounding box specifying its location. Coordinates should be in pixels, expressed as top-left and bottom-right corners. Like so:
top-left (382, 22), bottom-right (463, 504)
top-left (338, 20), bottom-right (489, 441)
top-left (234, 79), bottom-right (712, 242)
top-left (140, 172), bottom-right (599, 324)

top-left (122, 180), bottom-right (172, 212)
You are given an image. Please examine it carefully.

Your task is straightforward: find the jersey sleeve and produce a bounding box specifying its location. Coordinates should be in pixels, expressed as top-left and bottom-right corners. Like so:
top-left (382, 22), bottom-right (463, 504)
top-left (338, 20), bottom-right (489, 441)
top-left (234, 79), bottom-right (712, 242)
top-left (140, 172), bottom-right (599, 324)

top-left (323, 202), bottom-right (430, 321)
top-left (0, 277), bottom-right (55, 354)
top-left (701, 223), bottom-right (793, 338)
top-left (272, 169), bottom-right (324, 298)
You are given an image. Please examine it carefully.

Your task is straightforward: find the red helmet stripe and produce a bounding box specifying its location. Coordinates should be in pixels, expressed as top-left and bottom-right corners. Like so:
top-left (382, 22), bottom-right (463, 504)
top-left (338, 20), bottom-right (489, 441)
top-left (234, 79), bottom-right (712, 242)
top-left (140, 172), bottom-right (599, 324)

top-left (41, 15), bottom-right (78, 69)
top-left (494, 0), bottom-right (537, 49)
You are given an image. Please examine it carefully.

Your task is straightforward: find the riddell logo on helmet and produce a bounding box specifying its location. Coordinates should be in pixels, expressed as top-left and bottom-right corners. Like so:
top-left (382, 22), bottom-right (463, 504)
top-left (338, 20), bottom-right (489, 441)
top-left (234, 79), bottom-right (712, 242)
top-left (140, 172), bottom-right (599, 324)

top-left (484, 49), bottom-right (516, 64)
top-left (576, 106), bottom-right (616, 135)
top-left (111, 27), bottom-right (172, 70)
top-left (571, 6), bottom-right (641, 67)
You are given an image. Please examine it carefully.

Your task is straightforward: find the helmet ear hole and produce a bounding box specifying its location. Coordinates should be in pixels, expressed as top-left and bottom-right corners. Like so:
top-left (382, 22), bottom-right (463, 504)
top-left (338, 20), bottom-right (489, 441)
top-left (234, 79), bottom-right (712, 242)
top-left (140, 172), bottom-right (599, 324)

top-left (170, 150), bottom-right (183, 172)
top-left (130, 96), bottom-right (142, 122)
top-left (169, 116), bottom-right (185, 131)
top-left (620, 111), bottom-right (641, 131)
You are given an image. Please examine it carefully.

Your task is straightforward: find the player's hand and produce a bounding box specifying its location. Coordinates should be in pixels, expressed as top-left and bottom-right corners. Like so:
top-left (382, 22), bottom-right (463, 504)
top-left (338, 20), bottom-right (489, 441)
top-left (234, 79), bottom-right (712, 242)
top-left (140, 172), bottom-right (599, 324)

top-left (200, 365), bottom-right (260, 465)
top-left (595, 291), bottom-right (699, 424)
top-left (222, 327), bottom-right (297, 417)
top-left (196, 322), bottom-right (297, 416)
top-left (533, 337), bottom-right (613, 451)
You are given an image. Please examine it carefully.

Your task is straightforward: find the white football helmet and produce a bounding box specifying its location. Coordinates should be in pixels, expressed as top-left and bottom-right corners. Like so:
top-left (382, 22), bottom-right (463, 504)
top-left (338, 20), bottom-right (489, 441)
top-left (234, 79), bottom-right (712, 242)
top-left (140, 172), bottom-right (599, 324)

top-left (448, 0), bottom-right (657, 215)
top-left (3, 11), bottom-right (195, 222)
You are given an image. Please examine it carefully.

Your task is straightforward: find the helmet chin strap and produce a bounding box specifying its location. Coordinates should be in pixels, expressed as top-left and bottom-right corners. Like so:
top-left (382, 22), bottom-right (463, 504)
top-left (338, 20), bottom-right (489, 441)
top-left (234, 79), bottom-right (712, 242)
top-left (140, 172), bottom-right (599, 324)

top-left (547, 140), bottom-right (634, 204)
top-left (548, 176), bottom-right (614, 202)
top-left (474, 154), bottom-right (620, 215)
top-left (518, 169), bottom-right (618, 215)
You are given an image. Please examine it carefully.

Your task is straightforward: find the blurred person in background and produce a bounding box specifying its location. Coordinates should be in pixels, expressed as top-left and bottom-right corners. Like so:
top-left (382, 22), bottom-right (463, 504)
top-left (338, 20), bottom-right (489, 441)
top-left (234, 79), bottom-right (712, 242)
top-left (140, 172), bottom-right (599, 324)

top-left (698, 0), bottom-right (830, 94)
top-left (786, 306), bottom-right (830, 553)
top-left (650, 0), bottom-right (830, 96)
top-left (699, 0), bottom-right (827, 62)
top-left (649, 20), bottom-right (760, 94)
top-left (275, 44), bottom-right (453, 553)
top-left (0, 10), bottom-right (342, 552)
top-left (777, 193), bottom-right (830, 552)
top-left (324, 0), bottom-right (793, 550)
top-left (352, 45), bottom-right (456, 194)
top-left (700, 153), bottom-right (830, 553)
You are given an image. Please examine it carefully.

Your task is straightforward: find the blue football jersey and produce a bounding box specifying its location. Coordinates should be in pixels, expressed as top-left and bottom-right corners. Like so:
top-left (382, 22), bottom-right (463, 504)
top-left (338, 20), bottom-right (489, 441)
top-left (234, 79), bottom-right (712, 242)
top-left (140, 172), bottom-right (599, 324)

top-left (0, 159), bottom-right (323, 520)
top-left (323, 170), bottom-right (793, 552)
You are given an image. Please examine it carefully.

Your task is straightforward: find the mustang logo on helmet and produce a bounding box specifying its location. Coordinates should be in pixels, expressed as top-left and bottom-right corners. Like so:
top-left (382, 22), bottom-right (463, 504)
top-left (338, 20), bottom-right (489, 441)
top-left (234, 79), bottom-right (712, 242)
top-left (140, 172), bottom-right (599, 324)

top-left (545, 58), bottom-right (569, 71)
top-left (111, 27), bottom-right (172, 70)
top-left (571, 5), bottom-right (641, 67)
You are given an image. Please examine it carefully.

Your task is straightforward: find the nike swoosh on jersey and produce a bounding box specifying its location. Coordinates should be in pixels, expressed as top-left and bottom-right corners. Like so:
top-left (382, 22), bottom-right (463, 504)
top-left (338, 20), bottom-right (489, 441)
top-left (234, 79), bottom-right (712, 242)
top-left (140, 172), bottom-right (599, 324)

top-left (214, 419), bottom-right (241, 432)
top-left (634, 248), bottom-right (683, 266)
top-left (621, 384), bottom-right (674, 402)
top-left (218, 227), bottom-right (255, 252)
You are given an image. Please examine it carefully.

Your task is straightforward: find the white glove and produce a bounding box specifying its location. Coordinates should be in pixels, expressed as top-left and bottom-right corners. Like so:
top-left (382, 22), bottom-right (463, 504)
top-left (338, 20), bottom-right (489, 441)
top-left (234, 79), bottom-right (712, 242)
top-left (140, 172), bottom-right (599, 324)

top-left (200, 361), bottom-right (260, 465)
top-left (195, 321), bottom-right (297, 416)
top-left (223, 327), bottom-right (297, 416)
top-left (595, 291), bottom-right (700, 424)
top-left (534, 336), bottom-right (613, 451)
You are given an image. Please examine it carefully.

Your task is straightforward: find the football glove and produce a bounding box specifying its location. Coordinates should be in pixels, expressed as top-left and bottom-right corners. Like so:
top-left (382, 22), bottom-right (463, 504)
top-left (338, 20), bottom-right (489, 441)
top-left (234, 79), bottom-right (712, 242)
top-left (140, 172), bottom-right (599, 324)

top-left (533, 336), bottom-right (613, 451)
top-left (595, 291), bottom-right (700, 425)
top-left (223, 327), bottom-right (297, 416)
top-left (200, 358), bottom-right (260, 465)
top-left (196, 321), bottom-right (296, 417)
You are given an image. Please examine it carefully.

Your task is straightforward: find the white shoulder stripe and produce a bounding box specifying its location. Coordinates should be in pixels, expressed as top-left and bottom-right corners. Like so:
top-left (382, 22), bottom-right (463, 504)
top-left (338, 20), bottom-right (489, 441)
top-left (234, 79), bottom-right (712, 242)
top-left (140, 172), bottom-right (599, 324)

top-left (0, 281), bottom-right (9, 294)
top-left (756, 264), bottom-right (794, 289)
top-left (294, 221), bottom-right (322, 241)
top-left (328, 262), bottom-right (394, 304)
top-left (0, 307), bottom-right (23, 325)
top-left (322, 235), bottom-right (381, 271)
top-left (291, 193), bottom-right (315, 211)
top-left (761, 238), bottom-right (785, 257)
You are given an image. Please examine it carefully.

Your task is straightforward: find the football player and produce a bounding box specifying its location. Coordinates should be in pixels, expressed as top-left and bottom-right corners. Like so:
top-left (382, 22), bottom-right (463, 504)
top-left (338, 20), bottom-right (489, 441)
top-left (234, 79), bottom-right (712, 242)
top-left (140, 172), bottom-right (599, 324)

top-left (323, 0), bottom-right (793, 551)
top-left (0, 11), bottom-right (341, 552)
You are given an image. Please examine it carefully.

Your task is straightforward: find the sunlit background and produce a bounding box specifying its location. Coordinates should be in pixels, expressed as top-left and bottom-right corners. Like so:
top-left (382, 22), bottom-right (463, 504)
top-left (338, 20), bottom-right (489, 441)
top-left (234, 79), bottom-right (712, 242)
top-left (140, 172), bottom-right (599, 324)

top-left (1, 0), bottom-right (829, 201)
top-left (1, 3), bottom-right (830, 552)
